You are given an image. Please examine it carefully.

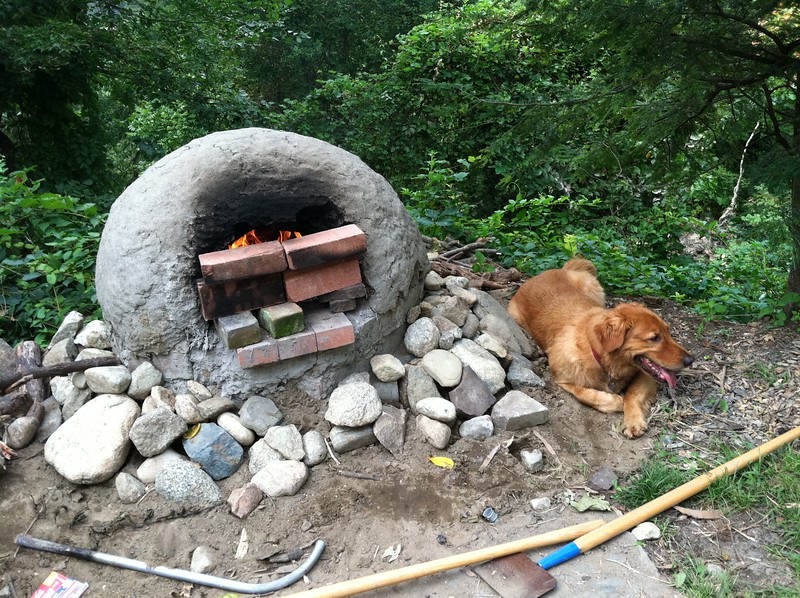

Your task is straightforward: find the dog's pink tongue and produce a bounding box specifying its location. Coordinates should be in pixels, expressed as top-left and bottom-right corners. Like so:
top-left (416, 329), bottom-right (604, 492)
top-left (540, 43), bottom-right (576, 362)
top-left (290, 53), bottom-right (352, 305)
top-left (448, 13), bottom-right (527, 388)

top-left (659, 366), bottom-right (678, 388)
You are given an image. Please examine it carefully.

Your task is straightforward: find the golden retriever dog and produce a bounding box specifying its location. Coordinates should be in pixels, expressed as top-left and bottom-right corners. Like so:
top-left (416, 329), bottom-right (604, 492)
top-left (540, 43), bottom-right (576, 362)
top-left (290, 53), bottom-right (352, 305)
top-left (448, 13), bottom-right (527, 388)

top-left (508, 258), bottom-right (693, 438)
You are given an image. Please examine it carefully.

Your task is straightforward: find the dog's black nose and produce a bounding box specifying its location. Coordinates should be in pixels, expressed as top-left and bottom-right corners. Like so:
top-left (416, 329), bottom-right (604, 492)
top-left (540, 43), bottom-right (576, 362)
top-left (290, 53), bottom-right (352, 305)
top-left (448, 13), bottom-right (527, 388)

top-left (683, 354), bottom-right (695, 367)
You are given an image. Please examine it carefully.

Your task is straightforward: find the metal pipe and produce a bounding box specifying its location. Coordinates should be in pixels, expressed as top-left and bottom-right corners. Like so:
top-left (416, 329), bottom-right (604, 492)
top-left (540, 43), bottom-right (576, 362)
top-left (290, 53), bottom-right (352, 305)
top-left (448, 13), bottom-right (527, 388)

top-left (16, 535), bottom-right (325, 594)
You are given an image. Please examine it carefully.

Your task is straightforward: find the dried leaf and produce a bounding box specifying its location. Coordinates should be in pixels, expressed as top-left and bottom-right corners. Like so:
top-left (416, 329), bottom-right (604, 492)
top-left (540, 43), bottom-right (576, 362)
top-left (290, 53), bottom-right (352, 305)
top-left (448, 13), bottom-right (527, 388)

top-left (429, 456), bottom-right (454, 470)
top-left (569, 495), bottom-right (611, 512)
top-left (673, 506), bottom-right (723, 520)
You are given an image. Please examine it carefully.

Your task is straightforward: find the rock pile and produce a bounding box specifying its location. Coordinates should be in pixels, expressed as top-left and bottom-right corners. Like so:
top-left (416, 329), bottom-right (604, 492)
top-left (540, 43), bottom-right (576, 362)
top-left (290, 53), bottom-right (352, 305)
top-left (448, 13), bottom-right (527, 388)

top-left (19, 269), bottom-right (551, 517)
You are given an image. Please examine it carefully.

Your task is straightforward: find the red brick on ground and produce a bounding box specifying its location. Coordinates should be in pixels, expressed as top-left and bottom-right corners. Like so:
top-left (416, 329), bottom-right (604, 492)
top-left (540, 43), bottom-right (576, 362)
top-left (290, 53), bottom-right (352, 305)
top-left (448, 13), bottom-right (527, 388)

top-left (282, 224), bottom-right (366, 270)
top-left (199, 240), bottom-right (287, 283)
top-left (283, 258), bottom-right (363, 303)
top-left (306, 307), bottom-right (355, 351)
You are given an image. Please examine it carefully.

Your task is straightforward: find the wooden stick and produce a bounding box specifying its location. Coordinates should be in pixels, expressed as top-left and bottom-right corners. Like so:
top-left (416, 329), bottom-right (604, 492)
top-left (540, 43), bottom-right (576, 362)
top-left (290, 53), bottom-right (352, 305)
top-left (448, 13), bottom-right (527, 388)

top-left (283, 519), bottom-right (604, 598)
top-left (2, 356), bottom-right (121, 394)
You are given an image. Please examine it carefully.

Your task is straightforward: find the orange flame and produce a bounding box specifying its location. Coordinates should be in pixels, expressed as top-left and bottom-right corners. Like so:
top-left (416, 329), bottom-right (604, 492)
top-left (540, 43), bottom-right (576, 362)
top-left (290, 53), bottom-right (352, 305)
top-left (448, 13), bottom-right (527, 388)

top-left (229, 228), bottom-right (302, 249)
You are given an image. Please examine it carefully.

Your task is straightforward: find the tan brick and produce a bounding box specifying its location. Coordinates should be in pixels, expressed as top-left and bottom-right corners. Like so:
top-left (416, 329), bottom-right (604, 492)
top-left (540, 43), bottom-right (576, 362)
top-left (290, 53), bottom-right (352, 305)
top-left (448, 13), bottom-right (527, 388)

top-left (276, 329), bottom-right (317, 360)
top-left (237, 338), bottom-right (279, 368)
top-left (306, 307), bottom-right (355, 351)
top-left (282, 224), bottom-right (366, 270)
top-left (199, 240), bottom-right (287, 283)
top-left (283, 258), bottom-right (362, 303)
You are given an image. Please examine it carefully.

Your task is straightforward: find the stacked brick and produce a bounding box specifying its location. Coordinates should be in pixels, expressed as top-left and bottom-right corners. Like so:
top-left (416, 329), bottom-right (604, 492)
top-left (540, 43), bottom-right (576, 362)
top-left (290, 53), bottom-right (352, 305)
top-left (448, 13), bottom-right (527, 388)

top-left (196, 224), bottom-right (367, 368)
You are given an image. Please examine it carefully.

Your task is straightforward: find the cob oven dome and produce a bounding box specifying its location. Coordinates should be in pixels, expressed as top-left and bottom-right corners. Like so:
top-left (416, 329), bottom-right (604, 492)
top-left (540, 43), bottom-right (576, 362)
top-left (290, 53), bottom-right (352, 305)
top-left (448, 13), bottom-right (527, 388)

top-left (95, 128), bottom-right (428, 399)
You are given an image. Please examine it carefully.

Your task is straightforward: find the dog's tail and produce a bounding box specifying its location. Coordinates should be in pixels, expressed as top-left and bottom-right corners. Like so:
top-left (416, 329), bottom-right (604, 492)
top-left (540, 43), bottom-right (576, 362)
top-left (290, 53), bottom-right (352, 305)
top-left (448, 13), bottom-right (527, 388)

top-left (562, 257), bottom-right (597, 275)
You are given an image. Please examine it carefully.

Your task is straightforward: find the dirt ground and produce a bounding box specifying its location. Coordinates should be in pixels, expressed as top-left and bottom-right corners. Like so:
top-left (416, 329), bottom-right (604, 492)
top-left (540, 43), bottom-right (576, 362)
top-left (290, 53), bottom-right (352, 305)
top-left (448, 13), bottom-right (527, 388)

top-left (1, 302), bottom-right (798, 597)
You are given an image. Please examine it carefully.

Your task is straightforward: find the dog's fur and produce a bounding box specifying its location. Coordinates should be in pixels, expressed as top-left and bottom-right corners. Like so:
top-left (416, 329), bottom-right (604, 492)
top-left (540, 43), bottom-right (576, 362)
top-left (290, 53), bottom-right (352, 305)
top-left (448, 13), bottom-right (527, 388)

top-left (508, 258), bottom-right (693, 438)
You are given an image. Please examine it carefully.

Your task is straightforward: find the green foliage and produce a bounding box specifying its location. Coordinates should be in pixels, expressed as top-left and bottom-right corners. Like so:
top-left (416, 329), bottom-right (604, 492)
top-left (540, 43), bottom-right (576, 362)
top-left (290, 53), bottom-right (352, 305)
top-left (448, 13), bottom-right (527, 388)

top-left (397, 151), bottom-right (790, 321)
top-left (0, 163), bottom-right (103, 344)
top-left (244, 0), bottom-right (439, 102)
top-left (617, 444), bottom-right (800, 596)
top-left (671, 556), bottom-right (739, 597)
top-left (400, 154), bottom-right (475, 240)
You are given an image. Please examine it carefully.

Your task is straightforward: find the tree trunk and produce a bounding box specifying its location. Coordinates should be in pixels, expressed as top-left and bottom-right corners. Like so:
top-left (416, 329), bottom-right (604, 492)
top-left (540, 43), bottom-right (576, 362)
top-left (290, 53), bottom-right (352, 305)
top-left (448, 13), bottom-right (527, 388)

top-left (785, 173), bottom-right (800, 323)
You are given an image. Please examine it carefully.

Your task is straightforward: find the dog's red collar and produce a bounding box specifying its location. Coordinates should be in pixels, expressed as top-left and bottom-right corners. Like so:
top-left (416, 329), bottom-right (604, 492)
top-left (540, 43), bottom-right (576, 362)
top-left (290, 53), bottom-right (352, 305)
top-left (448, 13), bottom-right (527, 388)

top-left (591, 348), bottom-right (604, 367)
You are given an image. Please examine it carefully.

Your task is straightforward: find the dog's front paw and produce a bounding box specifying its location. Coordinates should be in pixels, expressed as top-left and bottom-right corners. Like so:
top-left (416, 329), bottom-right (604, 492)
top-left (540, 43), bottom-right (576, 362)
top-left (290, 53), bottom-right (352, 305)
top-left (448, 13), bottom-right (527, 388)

top-left (623, 418), bottom-right (648, 439)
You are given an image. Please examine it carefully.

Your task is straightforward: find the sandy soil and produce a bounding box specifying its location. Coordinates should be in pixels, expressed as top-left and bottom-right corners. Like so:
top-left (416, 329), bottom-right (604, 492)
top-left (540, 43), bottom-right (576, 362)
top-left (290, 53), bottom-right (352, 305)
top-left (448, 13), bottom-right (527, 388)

top-left (1, 305), bottom-right (798, 597)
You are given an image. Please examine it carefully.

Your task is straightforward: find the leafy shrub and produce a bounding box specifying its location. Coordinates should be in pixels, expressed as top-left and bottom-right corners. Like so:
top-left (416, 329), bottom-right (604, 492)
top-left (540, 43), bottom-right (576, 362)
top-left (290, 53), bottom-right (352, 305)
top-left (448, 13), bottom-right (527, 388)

top-left (400, 156), bottom-right (790, 323)
top-left (0, 162), bottom-right (104, 345)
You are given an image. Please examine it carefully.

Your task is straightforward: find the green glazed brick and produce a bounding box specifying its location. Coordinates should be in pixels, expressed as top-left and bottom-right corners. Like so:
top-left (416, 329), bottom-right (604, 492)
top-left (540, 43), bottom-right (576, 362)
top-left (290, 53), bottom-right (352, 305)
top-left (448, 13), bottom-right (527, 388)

top-left (258, 302), bottom-right (305, 338)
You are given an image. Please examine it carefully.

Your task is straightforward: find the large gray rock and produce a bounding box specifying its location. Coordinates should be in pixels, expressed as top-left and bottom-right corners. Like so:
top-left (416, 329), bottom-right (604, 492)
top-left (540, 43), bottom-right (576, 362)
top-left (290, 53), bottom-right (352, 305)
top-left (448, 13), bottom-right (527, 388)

top-left (96, 128), bottom-right (428, 400)
top-left (155, 459), bottom-right (221, 505)
top-left (325, 382), bottom-right (382, 427)
top-left (44, 394), bottom-right (140, 484)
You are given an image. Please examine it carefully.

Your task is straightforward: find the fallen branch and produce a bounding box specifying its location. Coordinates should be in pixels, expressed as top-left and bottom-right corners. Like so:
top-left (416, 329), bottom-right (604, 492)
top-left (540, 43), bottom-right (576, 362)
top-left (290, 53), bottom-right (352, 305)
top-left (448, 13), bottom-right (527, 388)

top-left (2, 356), bottom-right (121, 395)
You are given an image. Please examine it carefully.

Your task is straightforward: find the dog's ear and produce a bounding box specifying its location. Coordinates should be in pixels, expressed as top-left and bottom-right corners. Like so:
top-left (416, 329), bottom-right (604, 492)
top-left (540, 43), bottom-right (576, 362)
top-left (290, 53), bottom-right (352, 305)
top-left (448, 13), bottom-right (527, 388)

top-left (594, 314), bottom-right (630, 352)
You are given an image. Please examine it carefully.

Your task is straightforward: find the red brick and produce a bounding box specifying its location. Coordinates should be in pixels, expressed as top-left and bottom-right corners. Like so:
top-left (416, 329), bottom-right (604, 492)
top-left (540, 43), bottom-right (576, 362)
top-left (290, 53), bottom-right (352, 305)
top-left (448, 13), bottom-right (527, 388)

top-left (237, 338), bottom-right (279, 368)
top-left (282, 224), bottom-right (366, 270)
top-left (306, 307), bottom-right (355, 351)
top-left (318, 283), bottom-right (367, 302)
top-left (276, 329), bottom-right (317, 360)
top-left (199, 240), bottom-right (287, 283)
top-left (197, 273), bottom-right (285, 321)
top-left (283, 258), bottom-right (363, 303)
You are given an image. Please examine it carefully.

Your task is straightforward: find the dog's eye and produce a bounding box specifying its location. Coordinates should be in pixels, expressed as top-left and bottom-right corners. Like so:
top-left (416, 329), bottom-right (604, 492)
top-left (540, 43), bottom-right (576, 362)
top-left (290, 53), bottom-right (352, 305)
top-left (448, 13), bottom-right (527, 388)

top-left (649, 334), bottom-right (661, 343)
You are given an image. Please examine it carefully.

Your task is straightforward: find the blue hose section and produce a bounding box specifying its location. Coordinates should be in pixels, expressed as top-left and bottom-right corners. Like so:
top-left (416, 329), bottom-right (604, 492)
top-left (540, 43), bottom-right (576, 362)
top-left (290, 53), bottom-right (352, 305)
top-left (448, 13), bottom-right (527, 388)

top-left (537, 542), bottom-right (582, 570)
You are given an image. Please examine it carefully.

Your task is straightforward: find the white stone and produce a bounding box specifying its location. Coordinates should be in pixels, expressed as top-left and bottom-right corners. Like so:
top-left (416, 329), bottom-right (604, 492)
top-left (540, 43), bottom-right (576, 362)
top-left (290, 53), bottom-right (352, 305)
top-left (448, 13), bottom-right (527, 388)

top-left (128, 362), bottom-right (163, 400)
top-left (136, 449), bottom-right (186, 484)
top-left (325, 382), bottom-right (382, 427)
top-left (264, 424), bottom-right (305, 461)
top-left (404, 317), bottom-right (440, 358)
top-left (74, 319), bottom-right (112, 349)
top-left (191, 546), bottom-right (218, 574)
top-left (421, 349), bottom-right (463, 387)
top-left (251, 460), bottom-right (309, 498)
top-left (369, 354), bottom-right (406, 382)
top-left (248, 438), bottom-right (284, 475)
top-left (44, 394), bottom-right (140, 484)
top-left (175, 393), bottom-right (202, 424)
top-left (217, 412), bottom-right (256, 446)
top-left (416, 414), bottom-right (451, 449)
top-left (450, 339), bottom-right (506, 394)
top-left (415, 397), bottom-right (457, 424)
top-left (475, 333), bottom-right (508, 359)
top-left (187, 380), bottom-right (213, 400)
top-left (302, 430), bottom-right (328, 466)
top-left (116, 472), bottom-right (147, 503)
top-left (520, 449), bottom-right (544, 473)
top-left (424, 270), bottom-right (444, 291)
top-left (530, 497), bottom-right (552, 511)
top-left (631, 522), bottom-right (661, 541)
top-left (458, 415), bottom-right (494, 440)
top-left (85, 365), bottom-right (132, 395)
